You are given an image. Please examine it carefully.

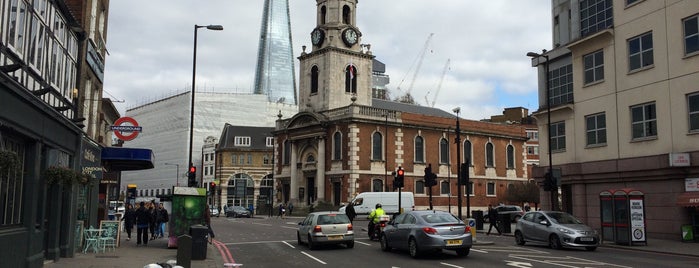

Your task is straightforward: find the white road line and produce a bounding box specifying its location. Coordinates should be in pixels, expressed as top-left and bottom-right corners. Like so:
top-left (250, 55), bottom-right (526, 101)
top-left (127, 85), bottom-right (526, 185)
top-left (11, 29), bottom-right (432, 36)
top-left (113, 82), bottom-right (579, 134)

top-left (508, 254), bottom-right (633, 268)
top-left (471, 248), bottom-right (488, 253)
top-left (282, 241), bottom-right (295, 248)
top-left (252, 222), bottom-right (273, 226)
top-left (439, 262), bottom-right (464, 268)
top-left (280, 226), bottom-right (298, 230)
top-left (355, 241), bottom-right (372, 246)
top-left (223, 240), bottom-right (293, 245)
top-left (301, 251), bottom-right (327, 264)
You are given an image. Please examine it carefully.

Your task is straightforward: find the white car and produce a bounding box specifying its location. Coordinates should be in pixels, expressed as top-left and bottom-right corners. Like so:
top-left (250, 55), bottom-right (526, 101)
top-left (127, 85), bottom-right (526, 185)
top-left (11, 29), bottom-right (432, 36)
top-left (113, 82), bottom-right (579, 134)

top-left (209, 207), bottom-right (220, 217)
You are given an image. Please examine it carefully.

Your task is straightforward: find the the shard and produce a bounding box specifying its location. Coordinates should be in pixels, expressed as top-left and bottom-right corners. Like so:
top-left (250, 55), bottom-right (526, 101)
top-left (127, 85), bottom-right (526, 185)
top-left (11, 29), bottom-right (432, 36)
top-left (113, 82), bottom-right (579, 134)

top-left (253, 0), bottom-right (298, 105)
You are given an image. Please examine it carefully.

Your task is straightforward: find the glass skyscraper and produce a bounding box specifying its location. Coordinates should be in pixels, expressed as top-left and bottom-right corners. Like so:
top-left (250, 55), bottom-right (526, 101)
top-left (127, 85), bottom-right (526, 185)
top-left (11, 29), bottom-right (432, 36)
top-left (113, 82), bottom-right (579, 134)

top-left (253, 0), bottom-right (298, 105)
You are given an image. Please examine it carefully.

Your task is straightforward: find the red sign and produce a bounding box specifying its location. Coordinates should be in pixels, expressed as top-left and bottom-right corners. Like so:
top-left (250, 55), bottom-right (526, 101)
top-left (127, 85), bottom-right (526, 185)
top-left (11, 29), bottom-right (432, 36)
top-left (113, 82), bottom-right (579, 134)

top-left (111, 117), bottom-right (142, 141)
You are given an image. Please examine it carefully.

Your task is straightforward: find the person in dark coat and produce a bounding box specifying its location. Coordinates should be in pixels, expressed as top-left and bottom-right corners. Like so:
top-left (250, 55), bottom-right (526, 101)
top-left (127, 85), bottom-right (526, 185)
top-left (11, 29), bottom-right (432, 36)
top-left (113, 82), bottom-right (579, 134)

top-left (345, 202), bottom-right (356, 223)
top-left (156, 203), bottom-right (169, 238)
top-left (121, 203), bottom-right (136, 241)
top-left (135, 201), bottom-right (152, 246)
top-left (486, 204), bottom-right (502, 235)
top-left (148, 202), bottom-right (157, 240)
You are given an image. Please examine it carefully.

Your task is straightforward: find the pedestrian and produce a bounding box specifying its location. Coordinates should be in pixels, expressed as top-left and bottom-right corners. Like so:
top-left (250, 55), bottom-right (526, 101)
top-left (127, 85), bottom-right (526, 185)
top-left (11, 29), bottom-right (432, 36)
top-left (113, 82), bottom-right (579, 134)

top-left (277, 203), bottom-right (286, 219)
top-left (486, 204), bottom-right (502, 236)
top-left (135, 201), bottom-right (151, 246)
top-left (148, 202), bottom-right (157, 240)
top-left (205, 204), bottom-right (215, 240)
top-left (121, 203), bottom-right (136, 241)
top-left (345, 202), bottom-right (356, 223)
top-left (287, 202), bottom-right (294, 216)
top-left (156, 203), bottom-right (169, 238)
top-left (524, 203), bottom-right (531, 212)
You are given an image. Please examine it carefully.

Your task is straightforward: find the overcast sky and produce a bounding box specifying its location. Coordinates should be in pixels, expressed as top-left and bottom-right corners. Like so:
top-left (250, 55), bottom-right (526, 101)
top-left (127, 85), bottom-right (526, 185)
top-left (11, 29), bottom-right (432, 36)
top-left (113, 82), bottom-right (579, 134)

top-left (104, 0), bottom-right (552, 121)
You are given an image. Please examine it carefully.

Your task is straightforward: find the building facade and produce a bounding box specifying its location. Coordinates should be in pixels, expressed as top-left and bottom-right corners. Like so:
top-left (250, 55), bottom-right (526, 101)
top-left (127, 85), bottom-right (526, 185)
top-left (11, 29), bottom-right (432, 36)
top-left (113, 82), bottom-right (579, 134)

top-left (274, 0), bottom-right (530, 216)
top-left (529, 0), bottom-right (699, 240)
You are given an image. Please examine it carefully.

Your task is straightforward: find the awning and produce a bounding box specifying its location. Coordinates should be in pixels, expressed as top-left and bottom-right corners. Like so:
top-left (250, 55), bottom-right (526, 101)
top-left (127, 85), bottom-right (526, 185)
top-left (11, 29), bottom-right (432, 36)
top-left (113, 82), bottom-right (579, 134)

top-left (676, 192), bottom-right (699, 207)
top-left (101, 147), bottom-right (154, 171)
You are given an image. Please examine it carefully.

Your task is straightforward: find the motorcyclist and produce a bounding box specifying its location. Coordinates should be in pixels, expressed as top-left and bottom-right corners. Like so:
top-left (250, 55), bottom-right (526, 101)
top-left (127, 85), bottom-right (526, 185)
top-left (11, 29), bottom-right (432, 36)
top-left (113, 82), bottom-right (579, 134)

top-left (367, 203), bottom-right (386, 239)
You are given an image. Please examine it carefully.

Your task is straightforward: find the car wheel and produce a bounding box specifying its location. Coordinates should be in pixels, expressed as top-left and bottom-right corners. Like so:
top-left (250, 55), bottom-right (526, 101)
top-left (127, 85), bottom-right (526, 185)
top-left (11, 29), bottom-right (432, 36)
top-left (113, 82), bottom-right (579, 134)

top-left (297, 232), bottom-right (303, 245)
top-left (455, 247), bottom-right (470, 257)
top-left (515, 231), bottom-right (526, 246)
top-left (549, 234), bottom-right (562, 250)
top-left (380, 234), bottom-right (391, 252)
top-left (346, 240), bottom-right (354, 249)
top-left (307, 235), bottom-right (316, 250)
top-left (408, 237), bottom-right (421, 258)
top-left (585, 246), bottom-right (597, 251)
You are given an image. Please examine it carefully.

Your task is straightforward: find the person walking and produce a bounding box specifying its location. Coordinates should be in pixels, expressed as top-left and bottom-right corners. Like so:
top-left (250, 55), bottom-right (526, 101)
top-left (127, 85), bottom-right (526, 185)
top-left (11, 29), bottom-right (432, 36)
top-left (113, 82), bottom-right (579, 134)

top-left (287, 202), bottom-right (294, 216)
top-left (277, 203), bottom-right (285, 219)
top-left (486, 204), bottom-right (502, 235)
top-left (345, 202), bottom-right (356, 223)
top-left (156, 203), bottom-right (169, 238)
top-left (148, 202), bottom-right (157, 240)
top-left (135, 201), bottom-right (151, 246)
top-left (121, 203), bottom-right (136, 241)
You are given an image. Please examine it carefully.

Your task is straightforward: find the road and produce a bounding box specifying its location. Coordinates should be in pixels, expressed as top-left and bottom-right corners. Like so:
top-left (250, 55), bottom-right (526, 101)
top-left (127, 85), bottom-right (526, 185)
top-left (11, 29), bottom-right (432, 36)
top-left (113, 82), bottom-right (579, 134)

top-left (210, 216), bottom-right (699, 268)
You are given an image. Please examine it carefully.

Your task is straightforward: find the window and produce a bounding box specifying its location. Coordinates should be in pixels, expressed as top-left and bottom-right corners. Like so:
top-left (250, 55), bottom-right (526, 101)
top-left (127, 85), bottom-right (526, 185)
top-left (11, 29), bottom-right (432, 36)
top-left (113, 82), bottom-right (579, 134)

top-left (586, 113), bottom-right (607, 145)
top-left (1, 136), bottom-right (26, 226)
top-left (526, 130), bottom-right (538, 141)
top-left (306, 154), bottom-right (315, 163)
top-left (239, 154), bottom-right (245, 165)
top-left (467, 181), bottom-right (474, 196)
top-left (414, 136), bottom-right (424, 163)
top-left (345, 65), bottom-right (357, 94)
top-left (628, 32), bottom-right (654, 71)
top-left (372, 132), bottom-right (383, 161)
top-left (333, 132), bottom-right (342, 160)
top-left (439, 138), bottom-right (449, 164)
top-left (548, 64), bottom-right (574, 106)
top-left (580, 0), bottom-right (613, 37)
top-left (266, 137), bottom-right (274, 147)
top-left (247, 154), bottom-right (253, 165)
top-left (263, 154), bottom-right (271, 165)
top-left (415, 180), bottom-right (425, 194)
top-left (626, 0), bottom-right (639, 5)
top-left (631, 102), bottom-right (657, 139)
top-left (684, 15), bottom-right (699, 55)
top-left (231, 154), bottom-right (238, 165)
top-left (440, 181), bottom-right (450, 195)
top-left (463, 140), bottom-right (472, 164)
top-left (506, 145), bottom-right (515, 169)
top-left (527, 146), bottom-right (539, 155)
top-left (311, 66), bottom-right (319, 94)
top-left (583, 50), bottom-right (604, 84)
top-left (550, 121), bottom-right (567, 151)
top-left (234, 136), bottom-right (251, 146)
top-left (485, 142), bottom-right (494, 167)
top-left (372, 179), bottom-right (383, 192)
top-left (283, 140), bottom-right (290, 164)
top-left (689, 93), bottom-right (699, 132)
top-left (486, 182), bottom-right (496, 196)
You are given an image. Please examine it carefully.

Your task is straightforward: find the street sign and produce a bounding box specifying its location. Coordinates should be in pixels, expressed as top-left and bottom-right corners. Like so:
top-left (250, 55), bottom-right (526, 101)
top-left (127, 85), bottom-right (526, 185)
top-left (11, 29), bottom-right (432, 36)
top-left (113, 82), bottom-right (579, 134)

top-left (111, 117), bottom-right (143, 141)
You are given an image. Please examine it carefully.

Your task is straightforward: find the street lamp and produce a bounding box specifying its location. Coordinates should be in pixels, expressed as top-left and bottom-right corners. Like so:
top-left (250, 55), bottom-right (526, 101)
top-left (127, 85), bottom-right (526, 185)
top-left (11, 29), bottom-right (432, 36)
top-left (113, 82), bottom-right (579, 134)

top-left (527, 50), bottom-right (557, 211)
top-left (453, 107), bottom-right (463, 219)
top-left (189, 24), bottom-right (223, 187)
top-left (164, 163), bottom-right (180, 186)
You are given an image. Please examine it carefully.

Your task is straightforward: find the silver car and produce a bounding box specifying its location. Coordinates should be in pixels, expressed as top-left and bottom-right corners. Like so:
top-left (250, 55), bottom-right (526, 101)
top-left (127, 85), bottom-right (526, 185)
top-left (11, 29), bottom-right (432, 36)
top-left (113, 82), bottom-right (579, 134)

top-left (515, 211), bottom-right (599, 251)
top-left (297, 211), bottom-right (354, 249)
top-left (380, 210), bottom-right (472, 258)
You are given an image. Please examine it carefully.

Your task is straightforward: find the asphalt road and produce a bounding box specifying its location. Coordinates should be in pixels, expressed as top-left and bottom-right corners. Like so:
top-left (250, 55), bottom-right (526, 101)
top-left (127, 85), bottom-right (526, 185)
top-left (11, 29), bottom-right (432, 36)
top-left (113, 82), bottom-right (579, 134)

top-left (211, 216), bottom-right (699, 268)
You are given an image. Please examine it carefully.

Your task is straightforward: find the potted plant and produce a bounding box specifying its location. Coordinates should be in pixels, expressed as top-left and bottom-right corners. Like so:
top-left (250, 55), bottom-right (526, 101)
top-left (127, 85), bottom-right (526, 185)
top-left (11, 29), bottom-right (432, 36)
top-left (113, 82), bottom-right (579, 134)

top-left (0, 150), bottom-right (21, 171)
top-left (44, 166), bottom-right (78, 185)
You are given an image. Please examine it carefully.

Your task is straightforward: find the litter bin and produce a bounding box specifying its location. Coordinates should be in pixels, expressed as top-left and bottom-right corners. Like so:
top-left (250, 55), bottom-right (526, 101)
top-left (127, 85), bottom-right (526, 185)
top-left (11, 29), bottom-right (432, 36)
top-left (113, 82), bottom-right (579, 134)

top-left (499, 214), bottom-right (511, 233)
top-left (189, 224), bottom-right (209, 260)
top-left (473, 210), bottom-right (484, 230)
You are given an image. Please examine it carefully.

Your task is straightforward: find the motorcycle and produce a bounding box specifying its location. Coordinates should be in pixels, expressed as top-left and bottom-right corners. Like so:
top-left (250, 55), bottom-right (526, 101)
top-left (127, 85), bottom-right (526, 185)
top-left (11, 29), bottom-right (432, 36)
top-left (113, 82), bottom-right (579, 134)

top-left (370, 215), bottom-right (391, 241)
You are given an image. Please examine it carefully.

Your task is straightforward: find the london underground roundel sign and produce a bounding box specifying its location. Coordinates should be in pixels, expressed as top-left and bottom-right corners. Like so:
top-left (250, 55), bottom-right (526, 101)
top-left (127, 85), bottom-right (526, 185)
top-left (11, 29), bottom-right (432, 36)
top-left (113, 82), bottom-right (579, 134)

top-left (111, 117), bottom-right (143, 141)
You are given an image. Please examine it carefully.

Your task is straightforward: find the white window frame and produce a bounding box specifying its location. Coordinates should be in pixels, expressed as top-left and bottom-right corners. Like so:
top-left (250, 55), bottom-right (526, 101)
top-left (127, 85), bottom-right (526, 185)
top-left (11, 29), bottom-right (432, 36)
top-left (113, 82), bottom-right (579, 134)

top-left (234, 136), bottom-right (251, 146)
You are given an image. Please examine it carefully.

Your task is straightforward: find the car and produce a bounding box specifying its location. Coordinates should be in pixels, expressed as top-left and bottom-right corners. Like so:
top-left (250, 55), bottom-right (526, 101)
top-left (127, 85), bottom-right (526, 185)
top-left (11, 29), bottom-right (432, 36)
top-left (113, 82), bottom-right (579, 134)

top-left (297, 211), bottom-right (354, 250)
top-left (380, 210), bottom-right (472, 258)
top-left (483, 205), bottom-right (525, 223)
top-left (225, 206), bottom-right (251, 218)
top-left (209, 207), bottom-right (220, 217)
top-left (514, 211), bottom-right (599, 251)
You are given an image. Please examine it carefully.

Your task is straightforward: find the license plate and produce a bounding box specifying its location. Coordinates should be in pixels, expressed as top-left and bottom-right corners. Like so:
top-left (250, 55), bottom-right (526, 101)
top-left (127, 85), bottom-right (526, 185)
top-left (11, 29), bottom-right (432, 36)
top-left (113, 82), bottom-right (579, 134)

top-left (580, 237), bottom-right (594, 242)
top-left (328, 235), bottom-right (343, 240)
top-left (446, 239), bottom-right (462, 246)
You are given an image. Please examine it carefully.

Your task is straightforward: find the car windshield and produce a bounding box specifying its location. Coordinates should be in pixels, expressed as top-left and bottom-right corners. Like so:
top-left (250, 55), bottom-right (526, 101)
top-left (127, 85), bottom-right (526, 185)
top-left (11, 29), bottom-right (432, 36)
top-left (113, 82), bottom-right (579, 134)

top-left (420, 213), bottom-right (460, 224)
top-left (317, 214), bottom-right (350, 224)
top-left (547, 212), bottom-right (583, 224)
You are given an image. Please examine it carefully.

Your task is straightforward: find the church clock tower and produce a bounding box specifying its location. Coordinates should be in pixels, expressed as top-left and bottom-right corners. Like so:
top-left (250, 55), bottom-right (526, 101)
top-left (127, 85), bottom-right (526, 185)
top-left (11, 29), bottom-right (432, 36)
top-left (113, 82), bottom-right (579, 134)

top-left (298, 0), bottom-right (374, 112)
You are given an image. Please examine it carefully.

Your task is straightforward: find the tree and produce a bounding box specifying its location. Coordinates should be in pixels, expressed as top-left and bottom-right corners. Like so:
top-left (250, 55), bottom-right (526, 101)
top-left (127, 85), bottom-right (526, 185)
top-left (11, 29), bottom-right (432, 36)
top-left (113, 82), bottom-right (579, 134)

top-left (505, 181), bottom-right (540, 209)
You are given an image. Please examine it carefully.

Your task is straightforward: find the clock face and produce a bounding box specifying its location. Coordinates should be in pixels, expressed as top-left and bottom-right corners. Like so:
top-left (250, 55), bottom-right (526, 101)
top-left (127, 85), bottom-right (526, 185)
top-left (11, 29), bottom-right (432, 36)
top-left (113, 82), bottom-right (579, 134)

top-left (342, 28), bottom-right (358, 46)
top-left (311, 28), bottom-right (324, 46)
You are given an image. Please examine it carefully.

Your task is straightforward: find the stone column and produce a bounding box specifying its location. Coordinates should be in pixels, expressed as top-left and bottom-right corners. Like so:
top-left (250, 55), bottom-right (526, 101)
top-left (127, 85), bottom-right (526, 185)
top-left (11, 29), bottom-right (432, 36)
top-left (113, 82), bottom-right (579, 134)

top-left (316, 138), bottom-right (326, 201)
top-left (290, 141), bottom-right (298, 202)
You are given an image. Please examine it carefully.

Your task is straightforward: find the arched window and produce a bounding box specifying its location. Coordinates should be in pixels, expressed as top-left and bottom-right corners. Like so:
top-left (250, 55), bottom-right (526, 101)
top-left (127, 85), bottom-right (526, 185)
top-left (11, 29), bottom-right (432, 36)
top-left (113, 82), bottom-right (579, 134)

top-left (320, 6), bottom-right (326, 24)
top-left (342, 5), bottom-right (350, 24)
top-left (439, 138), bottom-right (449, 164)
top-left (306, 154), bottom-right (315, 163)
top-left (486, 142), bottom-right (494, 167)
top-left (333, 131), bottom-right (342, 160)
top-left (414, 136), bottom-right (424, 163)
top-left (283, 140), bottom-right (291, 164)
top-left (506, 144), bottom-right (515, 169)
top-left (311, 66), bottom-right (319, 94)
top-left (464, 140), bottom-right (472, 165)
top-left (372, 132), bottom-right (383, 161)
top-left (345, 65), bottom-right (357, 94)
top-left (440, 180), bottom-right (450, 195)
top-left (372, 178), bottom-right (383, 192)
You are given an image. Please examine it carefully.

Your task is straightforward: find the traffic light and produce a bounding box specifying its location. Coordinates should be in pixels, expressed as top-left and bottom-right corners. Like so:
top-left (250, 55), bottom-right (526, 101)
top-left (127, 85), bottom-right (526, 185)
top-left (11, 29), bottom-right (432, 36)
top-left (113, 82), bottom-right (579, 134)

top-left (543, 172), bottom-right (553, 191)
top-left (395, 167), bottom-right (405, 188)
top-left (187, 165), bottom-right (197, 187)
top-left (425, 164), bottom-right (437, 187)
top-left (459, 161), bottom-right (469, 185)
top-left (209, 181), bottom-right (216, 195)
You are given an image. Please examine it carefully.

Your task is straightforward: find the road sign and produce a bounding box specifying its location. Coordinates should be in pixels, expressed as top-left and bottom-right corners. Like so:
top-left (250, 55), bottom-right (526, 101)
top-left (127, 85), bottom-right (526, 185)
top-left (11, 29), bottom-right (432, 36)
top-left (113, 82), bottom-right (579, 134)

top-left (111, 117), bottom-right (143, 141)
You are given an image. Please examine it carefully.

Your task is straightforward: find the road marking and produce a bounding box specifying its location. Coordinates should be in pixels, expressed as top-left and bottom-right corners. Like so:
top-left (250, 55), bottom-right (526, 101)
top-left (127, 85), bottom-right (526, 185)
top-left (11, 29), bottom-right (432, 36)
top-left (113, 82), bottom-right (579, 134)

top-left (280, 226), bottom-right (298, 230)
top-left (301, 251), bottom-right (327, 264)
top-left (506, 261), bottom-right (532, 267)
top-left (282, 241), bottom-right (295, 248)
top-left (471, 248), bottom-right (488, 253)
top-left (439, 262), bottom-right (464, 268)
top-left (508, 254), bottom-right (633, 268)
top-left (355, 241), bottom-right (372, 246)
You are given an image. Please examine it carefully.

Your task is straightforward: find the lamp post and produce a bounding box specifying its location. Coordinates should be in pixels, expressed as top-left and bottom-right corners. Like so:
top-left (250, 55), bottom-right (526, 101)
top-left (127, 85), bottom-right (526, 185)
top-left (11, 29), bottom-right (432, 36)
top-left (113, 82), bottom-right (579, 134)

top-left (189, 24), bottom-right (223, 187)
top-left (453, 107), bottom-right (463, 219)
top-left (383, 112), bottom-right (388, 191)
top-left (164, 163), bottom-right (180, 187)
top-left (527, 50), bottom-right (557, 211)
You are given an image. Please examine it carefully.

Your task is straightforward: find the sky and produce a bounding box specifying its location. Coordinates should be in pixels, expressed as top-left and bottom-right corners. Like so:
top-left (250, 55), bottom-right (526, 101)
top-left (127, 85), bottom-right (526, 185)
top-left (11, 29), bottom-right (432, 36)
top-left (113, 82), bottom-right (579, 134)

top-left (104, 0), bottom-right (552, 121)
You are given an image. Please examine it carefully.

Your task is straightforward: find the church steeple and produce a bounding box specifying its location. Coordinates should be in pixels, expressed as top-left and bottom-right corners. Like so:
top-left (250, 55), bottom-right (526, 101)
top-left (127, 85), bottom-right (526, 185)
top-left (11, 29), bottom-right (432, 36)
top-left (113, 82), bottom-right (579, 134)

top-left (299, 0), bottom-right (374, 112)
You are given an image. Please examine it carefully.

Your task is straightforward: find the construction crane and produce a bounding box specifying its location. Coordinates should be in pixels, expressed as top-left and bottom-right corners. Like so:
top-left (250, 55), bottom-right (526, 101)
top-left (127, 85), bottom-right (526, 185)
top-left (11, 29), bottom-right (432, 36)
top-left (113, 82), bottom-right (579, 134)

top-left (395, 33), bottom-right (434, 103)
top-left (424, 59), bottom-right (450, 107)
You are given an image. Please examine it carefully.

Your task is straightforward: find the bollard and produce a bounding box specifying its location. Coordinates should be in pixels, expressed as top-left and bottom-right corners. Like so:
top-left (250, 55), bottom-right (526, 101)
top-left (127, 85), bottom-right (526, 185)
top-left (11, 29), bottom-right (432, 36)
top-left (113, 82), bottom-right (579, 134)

top-left (176, 235), bottom-right (192, 268)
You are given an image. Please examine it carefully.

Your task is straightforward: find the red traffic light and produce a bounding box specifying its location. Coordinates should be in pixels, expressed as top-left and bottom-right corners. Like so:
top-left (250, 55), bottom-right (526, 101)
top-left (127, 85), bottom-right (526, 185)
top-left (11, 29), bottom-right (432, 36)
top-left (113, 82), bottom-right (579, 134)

top-left (209, 181), bottom-right (216, 187)
top-left (189, 166), bottom-right (196, 173)
top-left (397, 168), bottom-right (404, 176)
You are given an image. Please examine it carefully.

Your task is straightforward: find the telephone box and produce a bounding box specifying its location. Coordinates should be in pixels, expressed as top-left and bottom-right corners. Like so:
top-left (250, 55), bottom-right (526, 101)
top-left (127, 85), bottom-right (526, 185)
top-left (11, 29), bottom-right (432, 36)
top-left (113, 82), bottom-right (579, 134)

top-left (600, 189), bottom-right (647, 245)
top-left (168, 187), bottom-right (208, 248)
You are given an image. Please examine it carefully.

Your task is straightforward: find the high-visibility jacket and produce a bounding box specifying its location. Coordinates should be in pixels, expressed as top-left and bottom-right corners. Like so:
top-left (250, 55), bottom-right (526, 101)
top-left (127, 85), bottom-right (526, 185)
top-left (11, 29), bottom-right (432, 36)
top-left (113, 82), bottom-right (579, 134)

top-left (368, 208), bottom-right (386, 223)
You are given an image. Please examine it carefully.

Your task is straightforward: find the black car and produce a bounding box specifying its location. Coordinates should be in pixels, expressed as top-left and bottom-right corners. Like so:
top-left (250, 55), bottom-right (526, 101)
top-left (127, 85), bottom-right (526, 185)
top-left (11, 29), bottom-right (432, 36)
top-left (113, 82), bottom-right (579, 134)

top-left (483, 205), bottom-right (525, 223)
top-left (226, 206), bottom-right (251, 218)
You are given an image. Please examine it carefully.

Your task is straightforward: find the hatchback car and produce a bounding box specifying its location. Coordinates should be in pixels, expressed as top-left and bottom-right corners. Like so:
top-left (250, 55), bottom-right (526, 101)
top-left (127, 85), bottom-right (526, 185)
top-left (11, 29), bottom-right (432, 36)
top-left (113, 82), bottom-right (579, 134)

top-left (483, 205), bottom-right (525, 223)
top-left (380, 210), bottom-right (472, 258)
top-left (297, 211), bottom-right (354, 249)
top-left (514, 211), bottom-right (599, 251)
top-left (225, 206), bottom-right (251, 218)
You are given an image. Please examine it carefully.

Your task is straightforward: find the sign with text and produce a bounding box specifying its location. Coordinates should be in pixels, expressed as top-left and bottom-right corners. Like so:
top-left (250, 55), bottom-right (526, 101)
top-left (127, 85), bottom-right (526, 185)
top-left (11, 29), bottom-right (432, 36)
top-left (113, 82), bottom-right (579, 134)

top-left (686, 178), bottom-right (699, 192)
top-left (669, 153), bottom-right (691, 167)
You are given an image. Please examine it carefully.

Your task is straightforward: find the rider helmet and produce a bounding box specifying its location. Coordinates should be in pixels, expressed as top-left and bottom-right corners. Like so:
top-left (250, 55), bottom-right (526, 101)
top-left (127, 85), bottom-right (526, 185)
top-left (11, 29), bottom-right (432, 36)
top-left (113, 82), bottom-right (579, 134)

top-left (375, 203), bottom-right (382, 209)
